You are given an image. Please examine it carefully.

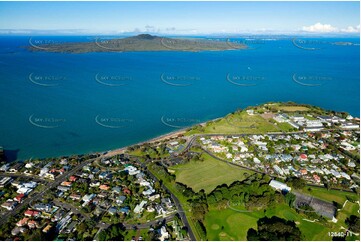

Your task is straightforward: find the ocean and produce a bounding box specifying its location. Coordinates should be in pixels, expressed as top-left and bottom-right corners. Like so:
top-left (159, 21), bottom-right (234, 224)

top-left (0, 36), bottom-right (359, 161)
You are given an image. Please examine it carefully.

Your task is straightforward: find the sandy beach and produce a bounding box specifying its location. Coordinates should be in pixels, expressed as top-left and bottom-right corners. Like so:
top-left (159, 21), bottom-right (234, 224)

top-left (102, 117), bottom-right (224, 158)
top-left (103, 128), bottom-right (187, 158)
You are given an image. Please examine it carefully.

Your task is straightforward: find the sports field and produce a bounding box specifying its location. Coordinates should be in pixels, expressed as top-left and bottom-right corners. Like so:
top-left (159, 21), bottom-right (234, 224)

top-left (171, 153), bottom-right (253, 193)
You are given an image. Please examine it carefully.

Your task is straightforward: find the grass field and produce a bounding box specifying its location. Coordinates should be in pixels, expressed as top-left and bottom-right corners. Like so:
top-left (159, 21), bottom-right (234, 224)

top-left (275, 105), bottom-right (310, 112)
top-left (123, 228), bottom-right (150, 241)
top-left (204, 202), bottom-right (359, 241)
top-left (301, 186), bottom-right (359, 204)
top-left (187, 111), bottom-right (279, 135)
top-left (275, 122), bottom-right (295, 132)
top-left (172, 153), bottom-right (253, 193)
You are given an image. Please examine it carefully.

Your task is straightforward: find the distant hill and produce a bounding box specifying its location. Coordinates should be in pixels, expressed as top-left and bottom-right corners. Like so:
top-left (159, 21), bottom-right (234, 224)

top-left (27, 34), bottom-right (246, 53)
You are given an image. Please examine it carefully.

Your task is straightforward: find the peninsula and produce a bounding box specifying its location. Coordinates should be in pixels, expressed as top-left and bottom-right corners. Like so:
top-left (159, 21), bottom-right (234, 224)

top-left (0, 102), bottom-right (359, 241)
top-left (27, 34), bottom-right (246, 53)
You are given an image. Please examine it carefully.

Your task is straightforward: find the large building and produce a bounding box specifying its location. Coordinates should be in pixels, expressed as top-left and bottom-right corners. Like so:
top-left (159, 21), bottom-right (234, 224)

top-left (269, 180), bottom-right (291, 192)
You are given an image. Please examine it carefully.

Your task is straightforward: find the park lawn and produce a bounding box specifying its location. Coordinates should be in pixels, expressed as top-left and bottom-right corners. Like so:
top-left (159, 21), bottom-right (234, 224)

top-left (336, 201), bottom-right (360, 228)
top-left (204, 202), bottom-right (353, 241)
top-left (187, 112), bottom-right (279, 135)
top-left (297, 220), bottom-right (332, 241)
top-left (301, 186), bottom-right (359, 204)
top-left (275, 105), bottom-right (310, 112)
top-left (205, 208), bottom-right (258, 241)
top-left (272, 103), bottom-right (310, 112)
top-left (173, 153), bottom-right (253, 193)
top-left (343, 201), bottom-right (359, 215)
top-left (275, 122), bottom-right (295, 132)
top-left (128, 149), bottom-right (145, 157)
top-left (123, 228), bottom-right (150, 241)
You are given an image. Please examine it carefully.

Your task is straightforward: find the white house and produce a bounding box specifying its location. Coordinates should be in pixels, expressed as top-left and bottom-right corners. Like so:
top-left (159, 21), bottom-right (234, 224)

top-left (82, 194), bottom-right (96, 203)
top-left (158, 226), bottom-right (169, 241)
top-left (134, 200), bottom-right (147, 214)
top-left (16, 187), bottom-right (32, 195)
top-left (273, 165), bottom-right (284, 176)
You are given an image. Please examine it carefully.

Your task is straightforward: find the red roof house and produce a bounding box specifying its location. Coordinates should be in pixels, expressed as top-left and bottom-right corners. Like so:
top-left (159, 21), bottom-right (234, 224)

top-left (299, 154), bottom-right (308, 160)
top-left (300, 169), bottom-right (308, 175)
top-left (24, 209), bottom-right (40, 218)
top-left (16, 218), bottom-right (29, 227)
top-left (14, 194), bottom-right (25, 203)
top-left (69, 176), bottom-right (78, 182)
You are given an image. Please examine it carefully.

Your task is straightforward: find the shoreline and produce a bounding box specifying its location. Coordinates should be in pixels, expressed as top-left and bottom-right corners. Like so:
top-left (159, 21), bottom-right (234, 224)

top-left (7, 116), bottom-right (224, 162)
top-left (103, 117), bottom-right (224, 158)
top-left (3, 115), bottom-right (223, 162)
top-left (103, 128), bottom-right (187, 158)
top-left (5, 101), bottom-right (358, 162)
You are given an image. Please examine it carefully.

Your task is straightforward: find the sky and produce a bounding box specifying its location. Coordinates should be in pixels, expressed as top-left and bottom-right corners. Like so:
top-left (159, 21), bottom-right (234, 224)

top-left (0, 1), bottom-right (359, 35)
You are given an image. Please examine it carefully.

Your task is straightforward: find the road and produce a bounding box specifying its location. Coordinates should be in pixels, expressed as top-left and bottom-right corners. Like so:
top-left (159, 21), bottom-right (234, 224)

top-left (182, 132), bottom-right (356, 193)
top-left (0, 173), bottom-right (49, 183)
top-left (0, 153), bottom-right (196, 240)
top-left (143, 164), bottom-right (196, 241)
top-left (1, 127), bottom-right (355, 234)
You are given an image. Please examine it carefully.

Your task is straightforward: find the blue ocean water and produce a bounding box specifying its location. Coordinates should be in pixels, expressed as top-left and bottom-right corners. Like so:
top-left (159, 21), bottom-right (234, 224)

top-left (0, 36), bottom-right (359, 161)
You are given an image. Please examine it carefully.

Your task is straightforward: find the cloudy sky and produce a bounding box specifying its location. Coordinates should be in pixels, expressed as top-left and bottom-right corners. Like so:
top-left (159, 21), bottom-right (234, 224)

top-left (0, 1), bottom-right (359, 35)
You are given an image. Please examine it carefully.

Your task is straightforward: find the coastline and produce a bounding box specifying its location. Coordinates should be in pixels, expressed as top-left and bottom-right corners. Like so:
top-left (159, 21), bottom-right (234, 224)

top-left (3, 115), bottom-right (223, 162)
top-left (103, 117), bottom-right (223, 158)
top-left (103, 128), bottom-right (187, 158)
top-left (5, 101), bottom-right (358, 162)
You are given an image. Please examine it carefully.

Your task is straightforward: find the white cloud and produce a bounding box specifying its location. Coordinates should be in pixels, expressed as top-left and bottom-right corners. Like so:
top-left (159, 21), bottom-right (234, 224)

top-left (302, 23), bottom-right (337, 33)
top-left (341, 25), bottom-right (360, 33)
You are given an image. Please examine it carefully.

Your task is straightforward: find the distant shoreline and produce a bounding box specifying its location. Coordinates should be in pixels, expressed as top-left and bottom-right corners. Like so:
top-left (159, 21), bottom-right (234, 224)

top-left (27, 34), bottom-right (246, 53)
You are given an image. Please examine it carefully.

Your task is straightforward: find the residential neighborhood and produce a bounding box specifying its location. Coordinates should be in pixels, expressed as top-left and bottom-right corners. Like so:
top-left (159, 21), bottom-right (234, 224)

top-left (0, 154), bottom-right (189, 241)
top-left (200, 126), bottom-right (359, 190)
top-left (0, 103), bottom-right (360, 241)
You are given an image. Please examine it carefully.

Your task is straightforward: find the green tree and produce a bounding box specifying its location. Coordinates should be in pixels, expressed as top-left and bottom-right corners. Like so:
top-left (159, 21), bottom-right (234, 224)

top-left (247, 216), bottom-right (302, 241)
top-left (345, 215), bottom-right (360, 233)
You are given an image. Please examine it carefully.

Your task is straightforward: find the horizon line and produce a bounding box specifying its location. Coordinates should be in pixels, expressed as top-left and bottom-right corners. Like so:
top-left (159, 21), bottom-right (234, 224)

top-left (0, 30), bottom-right (360, 37)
